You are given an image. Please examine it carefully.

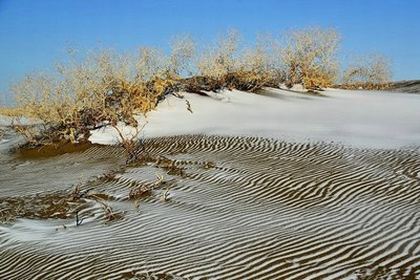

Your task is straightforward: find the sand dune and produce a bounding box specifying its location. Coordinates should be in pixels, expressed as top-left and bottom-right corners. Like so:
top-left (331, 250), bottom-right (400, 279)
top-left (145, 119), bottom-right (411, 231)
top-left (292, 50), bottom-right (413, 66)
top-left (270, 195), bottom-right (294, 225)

top-left (1, 88), bottom-right (420, 279)
top-left (90, 88), bottom-right (420, 148)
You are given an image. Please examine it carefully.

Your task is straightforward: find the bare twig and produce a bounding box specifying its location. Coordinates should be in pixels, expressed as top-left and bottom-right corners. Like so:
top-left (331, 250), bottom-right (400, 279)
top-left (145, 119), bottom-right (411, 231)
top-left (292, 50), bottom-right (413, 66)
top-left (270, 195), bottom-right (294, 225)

top-left (160, 188), bottom-right (171, 202)
top-left (185, 100), bottom-right (193, 113)
top-left (75, 210), bottom-right (84, 226)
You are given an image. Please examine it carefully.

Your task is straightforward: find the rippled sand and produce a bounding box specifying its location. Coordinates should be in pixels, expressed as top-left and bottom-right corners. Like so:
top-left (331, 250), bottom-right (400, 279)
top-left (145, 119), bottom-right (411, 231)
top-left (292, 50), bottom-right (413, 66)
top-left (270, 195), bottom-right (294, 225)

top-left (0, 135), bottom-right (419, 279)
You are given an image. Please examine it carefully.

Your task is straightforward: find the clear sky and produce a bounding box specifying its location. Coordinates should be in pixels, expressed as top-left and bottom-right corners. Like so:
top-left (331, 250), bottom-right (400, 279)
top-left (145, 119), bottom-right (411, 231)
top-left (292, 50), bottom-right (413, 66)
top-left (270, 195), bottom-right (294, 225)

top-left (1, 0), bottom-right (419, 103)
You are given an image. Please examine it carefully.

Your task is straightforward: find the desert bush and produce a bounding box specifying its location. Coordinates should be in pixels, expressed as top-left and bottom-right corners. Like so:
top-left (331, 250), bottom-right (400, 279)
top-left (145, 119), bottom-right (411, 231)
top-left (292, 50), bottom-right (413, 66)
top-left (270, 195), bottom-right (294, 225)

top-left (5, 47), bottom-right (182, 147)
top-left (341, 54), bottom-right (391, 89)
top-left (197, 29), bottom-right (240, 79)
top-left (195, 30), bottom-right (280, 92)
top-left (168, 35), bottom-right (196, 76)
top-left (281, 27), bottom-right (340, 89)
top-left (135, 47), bottom-right (167, 81)
top-left (232, 37), bottom-right (283, 91)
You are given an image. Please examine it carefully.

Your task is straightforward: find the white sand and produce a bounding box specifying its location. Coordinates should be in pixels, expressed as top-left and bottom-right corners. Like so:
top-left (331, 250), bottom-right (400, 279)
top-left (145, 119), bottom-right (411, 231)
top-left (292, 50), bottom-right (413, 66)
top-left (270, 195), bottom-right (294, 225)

top-left (89, 88), bottom-right (420, 149)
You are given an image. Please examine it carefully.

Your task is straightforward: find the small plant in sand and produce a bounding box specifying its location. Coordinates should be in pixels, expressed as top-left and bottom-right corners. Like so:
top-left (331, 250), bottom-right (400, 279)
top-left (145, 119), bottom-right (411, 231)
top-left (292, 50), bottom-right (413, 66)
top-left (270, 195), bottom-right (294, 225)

top-left (128, 174), bottom-right (164, 200)
top-left (0, 185), bottom-right (88, 224)
top-left (96, 198), bottom-right (124, 222)
top-left (98, 170), bottom-right (118, 182)
top-left (281, 27), bottom-right (340, 90)
top-left (341, 54), bottom-right (391, 89)
top-left (72, 184), bottom-right (123, 225)
top-left (129, 183), bottom-right (152, 200)
top-left (112, 123), bottom-right (146, 163)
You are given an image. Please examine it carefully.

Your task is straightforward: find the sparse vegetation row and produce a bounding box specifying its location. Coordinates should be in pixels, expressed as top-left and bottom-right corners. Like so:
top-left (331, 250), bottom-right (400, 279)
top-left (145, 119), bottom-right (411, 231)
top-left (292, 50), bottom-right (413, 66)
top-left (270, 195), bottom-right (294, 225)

top-left (0, 27), bottom-right (391, 149)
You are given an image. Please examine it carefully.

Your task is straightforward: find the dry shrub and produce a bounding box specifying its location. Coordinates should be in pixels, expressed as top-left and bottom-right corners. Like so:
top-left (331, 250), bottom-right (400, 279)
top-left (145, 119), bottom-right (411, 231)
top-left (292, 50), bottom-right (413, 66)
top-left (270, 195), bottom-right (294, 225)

top-left (281, 27), bottom-right (340, 89)
top-left (195, 28), bottom-right (341, 92)
top-left (197, 29), bottom-right (240, 79)
top-left (0, 107), bottom-right (25, 117)
top-left (5, 37), bottom-right (197, 147)
top-left (341, 54), bottom-right (391, 90)
top-left (195, 29), bottom-right (254, 92)
top-left (112, 124), bottom-right (146, 163)
top-left (5, 45), bottom-right (190, 147)
top-left (169, 35), bottom-right (196, 76)
top-left (229, 41), bottom-right (280, 91)
top-left (195, 30), bottom-right (279, 92)
top-left (180, 75), bottom-right (223, 93)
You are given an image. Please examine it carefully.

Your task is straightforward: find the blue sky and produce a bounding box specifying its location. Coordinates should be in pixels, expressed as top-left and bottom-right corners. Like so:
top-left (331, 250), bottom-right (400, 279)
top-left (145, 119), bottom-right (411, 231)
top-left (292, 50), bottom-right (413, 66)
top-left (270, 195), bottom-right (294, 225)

top-left (1, 0), bottom-right (419, 103)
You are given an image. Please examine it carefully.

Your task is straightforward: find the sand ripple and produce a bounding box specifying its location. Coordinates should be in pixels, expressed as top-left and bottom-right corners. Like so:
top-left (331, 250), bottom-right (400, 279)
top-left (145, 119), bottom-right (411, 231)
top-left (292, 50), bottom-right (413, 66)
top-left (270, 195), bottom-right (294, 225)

top-left (0, 135), bottom-right (419, 279)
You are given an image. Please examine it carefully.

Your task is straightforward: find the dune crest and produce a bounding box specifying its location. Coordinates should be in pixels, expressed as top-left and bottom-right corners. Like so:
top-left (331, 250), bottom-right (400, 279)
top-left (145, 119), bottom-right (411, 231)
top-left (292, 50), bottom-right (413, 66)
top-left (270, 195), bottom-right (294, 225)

top-left (89, 88), bottom-right (420, 148)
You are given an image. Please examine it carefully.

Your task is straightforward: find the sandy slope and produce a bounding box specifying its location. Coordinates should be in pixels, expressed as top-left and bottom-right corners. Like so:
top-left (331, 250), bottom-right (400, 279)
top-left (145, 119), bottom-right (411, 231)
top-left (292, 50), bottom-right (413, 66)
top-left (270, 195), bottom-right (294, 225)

top-left (2, 135), bottom-right (419, 279)
top-left (89, 88), bottom-right (420, 148)
top-left (1, 89), bottom-right (420, 279)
